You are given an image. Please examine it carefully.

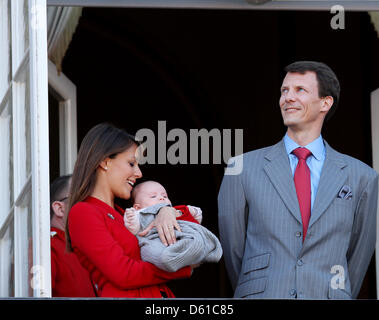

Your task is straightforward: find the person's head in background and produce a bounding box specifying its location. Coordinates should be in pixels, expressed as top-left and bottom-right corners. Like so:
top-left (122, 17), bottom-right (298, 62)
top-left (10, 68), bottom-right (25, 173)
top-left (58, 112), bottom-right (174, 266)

top-left (131, 180), bottom-right (172, 210)
top-left (50, 175), bottom-right (72, 231)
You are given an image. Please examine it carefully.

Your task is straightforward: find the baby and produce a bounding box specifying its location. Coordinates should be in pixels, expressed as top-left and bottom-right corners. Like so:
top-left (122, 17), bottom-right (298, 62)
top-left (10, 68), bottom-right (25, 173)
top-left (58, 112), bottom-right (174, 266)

top-left (124, 180), bottom-right (222, 272)
top-left (125, 180), bottom-right (202, 234)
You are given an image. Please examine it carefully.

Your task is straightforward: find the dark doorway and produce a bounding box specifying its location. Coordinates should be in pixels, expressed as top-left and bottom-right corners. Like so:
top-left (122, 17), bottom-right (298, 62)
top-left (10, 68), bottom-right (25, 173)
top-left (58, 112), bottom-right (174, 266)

top-left (61, 8), bottom-right (379, 298)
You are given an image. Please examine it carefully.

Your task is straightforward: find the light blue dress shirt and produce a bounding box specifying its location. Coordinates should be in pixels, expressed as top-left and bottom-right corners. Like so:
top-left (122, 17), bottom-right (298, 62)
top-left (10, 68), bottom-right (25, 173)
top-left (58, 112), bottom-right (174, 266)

top-left (284, 133), bottom-right (326, 211)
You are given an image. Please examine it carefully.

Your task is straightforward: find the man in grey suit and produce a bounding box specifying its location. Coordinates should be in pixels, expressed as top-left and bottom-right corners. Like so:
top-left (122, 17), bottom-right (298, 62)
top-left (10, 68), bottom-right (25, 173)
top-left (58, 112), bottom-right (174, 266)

top-left (218, 61), bottom-right (378, 299)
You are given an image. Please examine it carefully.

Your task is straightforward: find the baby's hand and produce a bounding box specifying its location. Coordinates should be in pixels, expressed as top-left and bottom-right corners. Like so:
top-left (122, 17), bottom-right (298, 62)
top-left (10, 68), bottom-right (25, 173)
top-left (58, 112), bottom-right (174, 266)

top-left (124, 207), bottom-right (140, 235)
top-left (187, 205), bottom-right (203, 224)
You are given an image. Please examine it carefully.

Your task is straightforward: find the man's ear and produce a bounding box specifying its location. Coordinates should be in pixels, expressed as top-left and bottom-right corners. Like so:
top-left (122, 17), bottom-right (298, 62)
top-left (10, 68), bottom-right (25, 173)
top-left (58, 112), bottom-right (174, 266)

top-left (133, 203), bottom-right (141, 210)
top-left (321, 96), bottom-right (334, 113)
top-left (52, 201), bottom-right (65, 218)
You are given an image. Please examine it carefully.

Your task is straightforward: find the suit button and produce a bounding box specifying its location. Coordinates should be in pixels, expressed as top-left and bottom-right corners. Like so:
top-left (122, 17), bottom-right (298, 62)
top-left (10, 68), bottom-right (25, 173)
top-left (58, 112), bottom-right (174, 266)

top-left (295, 231), bottom-right (302, 238)
top-left (290, 289), bottom-right (297, 297)
top-left (297, 259), bottom-right (304, 266)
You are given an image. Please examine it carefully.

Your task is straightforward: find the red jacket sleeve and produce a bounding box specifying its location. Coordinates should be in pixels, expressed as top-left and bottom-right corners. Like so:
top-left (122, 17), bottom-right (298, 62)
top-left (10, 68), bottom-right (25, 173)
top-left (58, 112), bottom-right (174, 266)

top-left (174, 205), bottom-right (199, 224)
top-left (68, 202), bottom-right (191, 290)
top-left (50, 249), bottom-right (57, 290)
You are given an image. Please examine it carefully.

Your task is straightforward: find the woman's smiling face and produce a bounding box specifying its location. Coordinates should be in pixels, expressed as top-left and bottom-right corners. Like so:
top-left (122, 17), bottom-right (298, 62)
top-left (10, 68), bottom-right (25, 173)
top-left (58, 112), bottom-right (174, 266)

top-left (104, 143), bottom-right (142, 200)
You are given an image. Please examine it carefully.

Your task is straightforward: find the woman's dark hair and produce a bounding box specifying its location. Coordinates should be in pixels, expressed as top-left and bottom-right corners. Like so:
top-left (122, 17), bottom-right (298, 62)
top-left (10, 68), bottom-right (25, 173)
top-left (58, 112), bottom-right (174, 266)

top-left (284, 61), bottom-right (340, 121)
top-left (65, 123), bottom-right (137, 251)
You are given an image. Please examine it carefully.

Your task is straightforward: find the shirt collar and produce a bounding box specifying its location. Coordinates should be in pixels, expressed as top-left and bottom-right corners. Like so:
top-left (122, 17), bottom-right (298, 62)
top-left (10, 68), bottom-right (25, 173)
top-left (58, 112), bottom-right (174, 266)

top-left (50, 227), bottom-right (65, 239)
top-left (284, 133), bottom-right (325, 161)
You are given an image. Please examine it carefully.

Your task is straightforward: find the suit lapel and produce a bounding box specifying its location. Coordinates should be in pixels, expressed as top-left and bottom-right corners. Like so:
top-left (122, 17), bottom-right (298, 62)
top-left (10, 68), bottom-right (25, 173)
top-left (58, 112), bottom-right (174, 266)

top-left (308, 141), bottom-right (348, 228)
top-left (263, 140), bottom-right (302, 225)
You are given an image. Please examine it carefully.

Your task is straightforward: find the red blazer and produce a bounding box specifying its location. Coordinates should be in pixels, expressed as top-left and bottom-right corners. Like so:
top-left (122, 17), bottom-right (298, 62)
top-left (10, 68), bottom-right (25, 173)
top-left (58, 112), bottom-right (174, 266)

top-left (50, 227), bottom-right (96, 297)
top-left (68, 196), bottom-right (193, 297)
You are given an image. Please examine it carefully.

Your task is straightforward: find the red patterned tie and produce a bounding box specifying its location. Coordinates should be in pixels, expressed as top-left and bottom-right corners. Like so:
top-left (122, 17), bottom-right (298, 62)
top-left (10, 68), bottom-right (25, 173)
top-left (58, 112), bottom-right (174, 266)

top-left (292, 147), bottom-right (312, 242)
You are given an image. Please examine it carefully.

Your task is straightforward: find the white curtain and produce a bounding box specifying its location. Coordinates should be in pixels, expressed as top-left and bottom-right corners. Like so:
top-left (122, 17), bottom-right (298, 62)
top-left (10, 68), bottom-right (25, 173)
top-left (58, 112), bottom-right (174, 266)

top-left (47, 7), bottom-right (82, 72)
top-left (370, 12), bottom-right (379, 38)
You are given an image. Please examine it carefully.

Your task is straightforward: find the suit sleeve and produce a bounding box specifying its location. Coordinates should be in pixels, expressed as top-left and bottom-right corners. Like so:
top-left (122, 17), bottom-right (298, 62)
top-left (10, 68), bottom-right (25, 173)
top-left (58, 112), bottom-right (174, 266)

top-left (217, 156), bottom-right (248, 290)
top-left (68, 203), bottom-right (191, 290)
top-left (347, 172), bottom-right (378, 298)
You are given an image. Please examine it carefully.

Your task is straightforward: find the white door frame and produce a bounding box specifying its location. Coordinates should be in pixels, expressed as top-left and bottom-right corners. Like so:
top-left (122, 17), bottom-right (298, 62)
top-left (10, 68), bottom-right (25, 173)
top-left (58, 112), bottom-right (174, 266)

top-left (0, 0), bottom-right (51, 297)
top-left (29, 0), bottom-right (51, 297)
top-left (48, 60), bottom-right (77, 175)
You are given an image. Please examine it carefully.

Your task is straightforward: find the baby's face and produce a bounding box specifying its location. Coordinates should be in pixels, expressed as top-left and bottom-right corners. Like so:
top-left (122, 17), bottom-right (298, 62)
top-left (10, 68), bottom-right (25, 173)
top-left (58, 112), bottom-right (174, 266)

top-left (133, 182), bottom-right (172, 209)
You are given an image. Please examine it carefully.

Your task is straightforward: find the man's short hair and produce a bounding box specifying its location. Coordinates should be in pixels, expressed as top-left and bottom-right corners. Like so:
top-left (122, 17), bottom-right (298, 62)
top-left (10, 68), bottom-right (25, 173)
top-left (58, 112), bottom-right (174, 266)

top-left (50, 175), bottom-right (71, 220)
top-left (284, 61), bottom-right (340, 121)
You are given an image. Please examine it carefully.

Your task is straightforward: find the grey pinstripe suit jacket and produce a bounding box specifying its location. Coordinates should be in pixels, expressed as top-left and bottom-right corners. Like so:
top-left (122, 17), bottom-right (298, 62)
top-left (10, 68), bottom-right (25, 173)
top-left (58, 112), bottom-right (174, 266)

top-left (218, 139), bottom-right (378, 299)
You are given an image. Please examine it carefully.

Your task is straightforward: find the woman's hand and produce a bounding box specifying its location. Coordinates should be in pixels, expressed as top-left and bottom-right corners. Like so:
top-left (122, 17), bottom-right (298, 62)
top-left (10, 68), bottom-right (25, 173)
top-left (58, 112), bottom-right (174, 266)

top-left (138, 206), bottom-right (181, 246)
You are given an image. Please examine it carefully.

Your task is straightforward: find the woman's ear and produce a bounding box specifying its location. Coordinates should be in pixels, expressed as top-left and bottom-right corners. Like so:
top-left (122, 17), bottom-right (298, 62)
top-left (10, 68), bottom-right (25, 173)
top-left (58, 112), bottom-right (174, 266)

top-left (99, 158), bottom-right (110, 171)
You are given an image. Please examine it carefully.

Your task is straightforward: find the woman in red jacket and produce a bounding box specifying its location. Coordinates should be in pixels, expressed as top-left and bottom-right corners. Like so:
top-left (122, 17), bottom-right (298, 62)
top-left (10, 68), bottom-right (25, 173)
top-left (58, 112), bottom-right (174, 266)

top-left (65, 123), bottom-right (194, 297)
